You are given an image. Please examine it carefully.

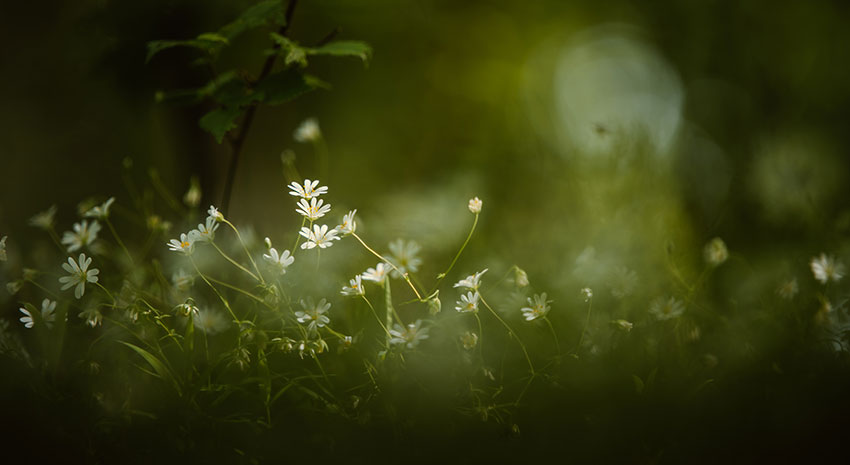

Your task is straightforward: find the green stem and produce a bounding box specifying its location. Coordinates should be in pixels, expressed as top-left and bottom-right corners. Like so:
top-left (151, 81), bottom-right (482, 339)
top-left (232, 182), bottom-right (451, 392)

top-left (430, 212), bottom-right (478, 294)
top-left (352, 232), bottom-right (423, 301)
top-left (573, 297), bottom-right (593, 356)
top-left (479, 294), bottom-right (534, 375)
top-left (191, 257), bottom-right (240, 324)
top-left (361, 295), bottom-right (391, 340)
top-left (543, 316), bottom-right (561, 357)
top-left (105, 218), bottom-right (134, 265)
top-left (222, 219), bottom-right (264, 284)
top-left (211, 241), bottom-right (260, 282)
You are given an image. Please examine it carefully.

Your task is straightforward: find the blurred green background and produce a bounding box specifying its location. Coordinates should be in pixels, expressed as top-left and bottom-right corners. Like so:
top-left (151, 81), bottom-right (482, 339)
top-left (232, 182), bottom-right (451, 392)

top-left (3, 0), bottom-right (850, 462)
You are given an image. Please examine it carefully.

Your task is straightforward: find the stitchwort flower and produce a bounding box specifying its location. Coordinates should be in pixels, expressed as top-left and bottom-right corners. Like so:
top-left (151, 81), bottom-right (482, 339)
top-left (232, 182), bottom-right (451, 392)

top-left (299, 224), bottom-right (340, 249)
top-left (207, 205), bottom-right (224, 222)
top-left (362, 263), bottom-right (389, 284)
top-left (810, 253), bottom-right (845, 285)
top-left (29, 205), bottom-right (57, 230)
top-left (19, 299), bottom-right (57, 329)
top-left (84, 197), bottom-right (115, 219)
top-left (389, 320), bottom-right (430, 349)
top-left (296, 197), bottom-right (332, 221)
top-left (454, 269), bottom-right (488, 291)
top-left (59, 253), bottom-right (100, 299)
top-left (288, 179), bottom-right (328, 199)
top-left (61, 220), bottom-right (101, 252)
top-left (167, 231), bottom-right (200, 255)
top-left (78, 306), bottom-right (103, 328)
top-left (263, 248), bottom-right (295, 274)
top-left (341, 275), bottom-right (365, 296)
top-left (337, 209), bottom-right (357, 235)
top-left (387, 239), bottom-right (422, 278)
top-left (295, 298), bottom-right (331, 333)
top-left (293, 117), bottom-right (321, 143)
top-left (194, 217), bottom-right (219, 242)
top-left (455, 291), bottom-right (480, 313)
top-left (468, 197), bottom-right (483, 214)
top-left (649, 296), bottom-right (685, 320)
top-left (521, 293), bottom-right (552, 321)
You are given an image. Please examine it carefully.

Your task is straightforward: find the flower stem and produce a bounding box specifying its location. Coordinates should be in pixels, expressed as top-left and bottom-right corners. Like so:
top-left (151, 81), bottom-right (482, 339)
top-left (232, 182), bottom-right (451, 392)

top-left (223, 219), bottom-right (264, 283)
top-left (361, 295), bottom-right (391, 340)
top-left (211, 241), bottom-right (260, 282)
top-left (543, 316), bottom-right (561, 357)
top-left (105, 218), bottom-right (134, 265)
top-left (572, 297), bottom-right (593, 357)
top-left (352, 232), bottom-right (423, 301)
top-left (479, 294), bottom-right (535, 375)
top-left (430, 212), bottom-right (478, 294)
top-left (191, 257), bottom-right (240, 324)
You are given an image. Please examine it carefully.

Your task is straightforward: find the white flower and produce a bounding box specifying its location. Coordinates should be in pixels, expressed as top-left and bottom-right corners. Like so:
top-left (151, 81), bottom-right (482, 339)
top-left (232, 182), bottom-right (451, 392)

top-left (193, 309), bottom-right (229, 335)
top-left (453, 269), bottom-right (488, 291)
top-left (263, 248), bottom-right (294, 274)
top-left (468, 197), bottom-right (483, 214)
top-left (59, 253), bottom-right (100, 299)
top-left (207, 205), bottom-right (224, 222)
top-left (299, 224), bottom-right (340, 249)
top-left (455, 291), bottom-right (480, 313)
top-left (776, 278), bottom-right (798, 300)
top-left (167, 231), bottom-right (199, 255)
top-left (29, 205), bottom-right (57, 230)
top-left (389, 319), bottom-right (430, 349)
top-left (581, 287), bottom-right (593, 302)
top-left (84, 197), bottom-right (115, 219)
top-left (295, 298), bottom-right (331, 333)
top-left (649, 296), bottom-right (685, 320)
top-left (521, 293), bottom-right (552, 321)
top-left (611, 319), bottom-right (633, 332)
top-left (703, 237), bottom-right (729, 267)
top-left (295, 197), bottom-right (332, 221)
top-left (61, 220), bottom-right (101, 252)
top-left (293, 118), bottom-right (321, 143)
top-left (17, 300), bottom-right (53, 329)
top-left (337, 209), bottom-right (357, 235)
top-left (0, 235), bottom-right (6, 262)
top-left (78, 306), bottom-right (103, 328)
top-left (362, 263), bottom-right (389, 284)
top-left (609, 267), bottom-right (638, 299)
top-left (195, 217), bottom-right (219, 242)
top-left (514, 267), bottom-right (529, 287)
top-left (387, 239), bottom-right (422, 278)
top-left (810, 253), bottom-right (845, 285)
top-left (287, 179), bottom-right (328, 199)
top-left (461, 331), bottom-right (479, 350)
top-left (341, 275), bottom-right (365, 296)
top-left (172, 269), bottom-right (194, 291)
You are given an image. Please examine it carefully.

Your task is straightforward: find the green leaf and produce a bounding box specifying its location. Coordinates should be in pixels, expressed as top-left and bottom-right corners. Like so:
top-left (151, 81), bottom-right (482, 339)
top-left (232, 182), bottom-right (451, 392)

top-left (308, 40), bottom-right (372, 65)
top-left (269, 33), bottom-right (308, 67)
top-left (254, 70), bottom-right (327, 106)
top-left (119, 341), bottom-right (181, 394)
top-left (145, 35), bottom-right (229, 63)
top-left (258, 348), bottom-right (271, 404)
top-left (199, 106), bottom-right (243, 143)
top-left (219, 0), bottom-right (285, 40)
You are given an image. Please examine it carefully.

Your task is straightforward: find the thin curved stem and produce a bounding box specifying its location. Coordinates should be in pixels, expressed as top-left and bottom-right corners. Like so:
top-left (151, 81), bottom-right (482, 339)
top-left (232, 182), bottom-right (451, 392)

top-left (351, 232), bottom-right (423, 301)
top-left (573, 297), bottom-right (593, 356)
top-left (211, 241), bottom-right (260, 282)
top-left (430, 212), bottom-right (478, 294)
top-left (222, 219), bottom-right (264, 283)
top-left (479, 294), bottom-right (534, 375)
top-left (543, 316), bottom-right (561, 357)
top-left (191, 257), bottom-right (240, 324)
top-left (105, 218), bottom-right (134, 265)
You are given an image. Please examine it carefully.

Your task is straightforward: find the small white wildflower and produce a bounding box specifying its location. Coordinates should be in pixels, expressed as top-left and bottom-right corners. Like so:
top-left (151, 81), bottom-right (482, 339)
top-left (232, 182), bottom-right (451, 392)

top-left (263, 248), bottom-right (294, 274)
top-left (175, 298), bottom-right (200, 317)
top-left (61, 220), bottom-right (101, 252)
top-left (455, 291), bottom-right (480, 313)
top-left (649, 296), bottom-right (685, 320)
top-left (78, 306), bottom-right (103, 328)
top-left (29, 205), bottom-right (57, 230)
top-left (193, 309), bottom-right (229, 335)
top-left (389, 319), bottom-right (430, 349)
top-left (167, 231), bottom-right (200, 255)
top-left (84, 197), bottom-right (115, 219)
top-left (295, 298), bottom-right (331, 333)
top-left (264, 237), bottom-right (273, 249)
top-left (461, 331), bottom-right (479, 350)
top-left (183, 176), bottom-right (201, 207)
top-left (521, 293), bottom-right (552, 321)
top-left (703, 237), bottom-right (729, 267)
top-left (427, 294), bottom-right (442, 315)
top-left (0, 236), bottom-right (6, 262)
top-left (514, 267), bottom-right (529, 287)
top-left (59, 253), bottom-right (100, 299)
top-left (776, 278), bottom-right (798, 300)
top-left (387, 239), bottom-right (422, 278)
top-left (299, 224), bottom-right (340, 249)
top-left (18, 300), bottom-right (55, 329)
top-left (341, 275), bottom-right (365, 296)
top-left (611, 319), bottom-right (633, 332)
top-left (453, 269), bottom-right (488, 291)
top-left (195, 217), bottom-right (219, 242)
top-left (207, 205), bottom-right (224, 222)
top-left (362, 263), bottom-right (389, 284)
top-left (810, 253), bottom-right (845, 284)
top-left (293, 117), bottom-right (321, 143)
top-left (287, 179), bottom-right (328, 199)
top-left (337, 209), bottom-right (357, 235)
top-left (468, 197), bottom-right (483, 214)
top-left (295, 197), bottom-right (332, 221)
top-left (581, 287), bottom-right (593, 302)
top-left (172, 269), bottom-right (194, 291)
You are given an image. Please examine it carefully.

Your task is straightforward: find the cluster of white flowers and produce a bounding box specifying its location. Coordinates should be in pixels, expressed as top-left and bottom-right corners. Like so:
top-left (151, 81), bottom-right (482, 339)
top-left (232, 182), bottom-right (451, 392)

top-left (166, 206), bottom-right (222, 255)
top-left (452, 268), bottom-right (488, 313)
top-left (288, 179), bottom-right (355, 250)
top-left (19, 299), bottom-right (57, 329)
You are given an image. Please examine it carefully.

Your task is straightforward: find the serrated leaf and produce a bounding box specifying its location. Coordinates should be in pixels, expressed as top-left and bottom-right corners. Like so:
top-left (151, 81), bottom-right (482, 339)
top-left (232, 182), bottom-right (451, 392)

top-left (119, 341), bottom-right (181, 394)
top-left (308, 40), bottom-right (372, 65)
top-left (199, 106), bottom-right (243, 143)
top-left (219, 0), bottom-right (285, 40)
top-left (146, 36), bottom-right (227, 63)
top-left (254, 70), bottom-right (325, 105)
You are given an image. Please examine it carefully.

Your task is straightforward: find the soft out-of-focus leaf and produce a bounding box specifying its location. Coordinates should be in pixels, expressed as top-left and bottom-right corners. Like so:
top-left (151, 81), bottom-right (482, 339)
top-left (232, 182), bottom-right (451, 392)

top-left (199, 107), bottom-right (243, 143)
top-left (146, 35), bottom-right (228, 63)
top-left (254, 70), bottom-right (327, 105)
top-left (119, 341), bottom-right (181, 394)
top-left (219, 0), bottom-right (285, 40)
top-left (309, 41), bottom-right (372, 65)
